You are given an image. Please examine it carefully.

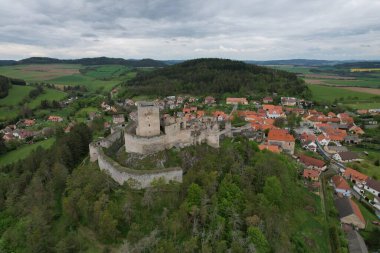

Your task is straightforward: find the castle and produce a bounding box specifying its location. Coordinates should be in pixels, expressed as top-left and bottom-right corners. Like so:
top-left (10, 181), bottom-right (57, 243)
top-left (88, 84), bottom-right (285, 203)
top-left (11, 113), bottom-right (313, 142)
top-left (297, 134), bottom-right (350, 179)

top-left (124, 101), bottom-right (226, 154)
top-left (89, 101), bottom-right (231, 189)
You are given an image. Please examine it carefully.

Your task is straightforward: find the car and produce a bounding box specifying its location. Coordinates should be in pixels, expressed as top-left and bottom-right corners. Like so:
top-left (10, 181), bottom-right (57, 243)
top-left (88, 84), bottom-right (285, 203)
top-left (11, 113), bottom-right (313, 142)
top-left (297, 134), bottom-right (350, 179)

top-left (371, 221), bottom-right (380, 226)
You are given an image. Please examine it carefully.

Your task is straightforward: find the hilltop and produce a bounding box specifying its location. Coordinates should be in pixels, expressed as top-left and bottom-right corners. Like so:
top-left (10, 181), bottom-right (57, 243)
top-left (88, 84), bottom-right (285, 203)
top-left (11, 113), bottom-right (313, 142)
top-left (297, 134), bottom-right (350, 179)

top-left (126, 58), bottom-right (311, 97)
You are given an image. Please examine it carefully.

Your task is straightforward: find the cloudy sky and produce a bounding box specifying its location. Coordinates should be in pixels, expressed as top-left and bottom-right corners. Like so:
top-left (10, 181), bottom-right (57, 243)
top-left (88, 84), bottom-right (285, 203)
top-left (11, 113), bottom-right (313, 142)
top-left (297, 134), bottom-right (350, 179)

top-left (0, 0), bottom-right (380, 60)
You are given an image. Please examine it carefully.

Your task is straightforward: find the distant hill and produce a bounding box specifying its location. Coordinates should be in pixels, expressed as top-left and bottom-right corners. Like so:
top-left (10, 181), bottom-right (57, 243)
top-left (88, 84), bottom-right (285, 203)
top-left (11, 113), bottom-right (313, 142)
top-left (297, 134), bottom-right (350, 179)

top-left (126, 58), bottom-right (311, 97)
top-left (245, 59), bottom-right (354, 66)
top-left (1, 57), bottom-right (167, 68)
top-left (0, 60), bottom-right (17, 66)
top-left (334, 61), bottom-right (380, 69)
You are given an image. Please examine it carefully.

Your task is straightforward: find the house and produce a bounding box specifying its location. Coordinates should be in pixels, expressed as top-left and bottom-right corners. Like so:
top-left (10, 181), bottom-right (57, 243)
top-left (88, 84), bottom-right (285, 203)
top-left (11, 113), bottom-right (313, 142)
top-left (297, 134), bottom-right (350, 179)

top-left (357, 109), bottom-right (368, 115)
top-left (263, 105), bottom-right (284, 118)
top-left (125, 99), bottom-right (135, 106)
top-left (344, 135), bottom-right (361, 144)
top-left (2, 133), bottom-right (14, 142)
top-left (317, 134), bottom-right (330, 146)
top-left (204, 96), bottom-right (216, 105)
top-left (331, 175), bottom-right (351, 197)
top-left (112, 114), bottom-right (125, 124)
top-left (267, 129), bottom-right (295, 154)
top-left (281, 97), bottom-right (297, 106)
top-left (299, 154), bottom-right (326, 171)
top-left (334, 197), bottom-right (366, 229)
top-left (328, 112), bottom-right (336, 118)
top-left (226, 97), bottom-right (248, 105)
top-left (364, 178), bottom-right (380, 197)
top-left (333, 151), bottom-right (361, 163)
top-left (64, 122), bottom-right (76, 133)
top-left (302, 141), bottom-right (317, 152)
top-left (349, 125), bottom-right (365, 135)
top-left (48, 116), bottom-right (63, 122)
top-left (343, 168), bottom-right (368, 185)
top-left (258, 144), bottom-right (281, 153)
top-left (213, 111), bottom-right (228, 121)
top-left (262, 97), bottom-right (273, 104)
top-left (325, 145), bottom-right (348, 154)
top-left (24, 119), bottom-right (35, 126)
top-left (303, 169), bottom-right (321, 181)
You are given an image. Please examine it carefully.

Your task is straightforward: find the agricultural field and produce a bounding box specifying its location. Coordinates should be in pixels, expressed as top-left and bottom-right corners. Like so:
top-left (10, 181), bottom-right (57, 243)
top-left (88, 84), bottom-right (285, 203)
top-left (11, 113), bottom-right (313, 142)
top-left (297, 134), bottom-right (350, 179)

top-left (0, 138), bottom-right (55, 167)
top-left (308, 84), bottom-right (380, 103)
top-left (0, 64), bottom-right (137, 92)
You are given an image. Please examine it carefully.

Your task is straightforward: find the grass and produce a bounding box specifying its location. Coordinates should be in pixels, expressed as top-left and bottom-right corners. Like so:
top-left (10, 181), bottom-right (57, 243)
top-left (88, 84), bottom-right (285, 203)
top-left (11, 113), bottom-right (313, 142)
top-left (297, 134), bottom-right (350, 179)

top-left (0, 85), bottom-right (34, 106)
top-left (347, 147), bottom-right (380, 180)
top-left (308, 84), bottom-right (380, 103)
top-left (27, 88), bottom-right (67, 109)
top-left (0, 138), bottom-right (55, 167)
top-left (322, 79), bottom-right (380, 88)
top-left (345, 102), bottom-right (380, 110)
top-left (0, 107), bottom-right (18, 121)
top-left (0, 64), bottom-right (138, 92)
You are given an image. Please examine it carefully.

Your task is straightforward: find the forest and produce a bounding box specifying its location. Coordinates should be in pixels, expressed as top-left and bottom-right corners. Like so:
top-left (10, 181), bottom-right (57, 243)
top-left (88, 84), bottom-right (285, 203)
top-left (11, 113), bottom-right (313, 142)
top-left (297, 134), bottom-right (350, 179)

top-left (125, 58), bottom-right (311, 98)
top-left (0, 126), bottom-right (330, 252)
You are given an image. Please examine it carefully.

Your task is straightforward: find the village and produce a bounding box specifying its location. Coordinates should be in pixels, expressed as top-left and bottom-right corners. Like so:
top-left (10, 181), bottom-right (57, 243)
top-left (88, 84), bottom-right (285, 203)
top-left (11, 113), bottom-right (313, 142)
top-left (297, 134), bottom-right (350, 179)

top-left (1, 90), bottom-right (380, 251)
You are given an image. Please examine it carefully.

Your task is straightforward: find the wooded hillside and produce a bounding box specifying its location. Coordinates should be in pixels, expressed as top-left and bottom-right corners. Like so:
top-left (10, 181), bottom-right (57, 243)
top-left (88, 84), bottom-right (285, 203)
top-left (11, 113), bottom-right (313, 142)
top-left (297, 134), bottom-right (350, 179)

top-left (125, 58), bottom-right (311, 97)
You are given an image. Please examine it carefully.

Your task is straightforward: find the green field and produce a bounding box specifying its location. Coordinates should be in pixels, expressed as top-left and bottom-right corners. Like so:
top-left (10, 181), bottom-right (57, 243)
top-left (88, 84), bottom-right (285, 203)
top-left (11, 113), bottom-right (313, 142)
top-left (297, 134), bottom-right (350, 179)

top-left (269, 65), bottom-right (315, 74)
top-left (0, 64), bottom-right (137, 92)
top-left (0, 87), bottom-right (67, 121)
top-left (0, 138), bottom-right (55, 167)
top-left (308, 84), bottom-right (380, 103)
top-left (27, 88), bottom-right (67, 109)
top-left (322, 78), bottom-right (380, 88)
top-left (0, 85), bottom-right (34, 106)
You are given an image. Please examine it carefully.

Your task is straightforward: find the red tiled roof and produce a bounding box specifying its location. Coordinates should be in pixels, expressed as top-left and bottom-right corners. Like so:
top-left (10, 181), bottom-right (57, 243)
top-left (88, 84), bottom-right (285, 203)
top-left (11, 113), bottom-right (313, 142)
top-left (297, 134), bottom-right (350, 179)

top-left (268, 129), bottom-right (295, 142)
top-left (258, 144), bottom-right (281, 153)
top-left (349, 199), bottom-right (365, 225)
top-left (226, 97), bottom-right (248, 104)
top-left (332, 175), bottom-right (350, 190)
top-left (344, 168), bottom-right (368, 182)
top-left (299, 154), bottom-right (325, 168)
top-left (303, 169), bottom-right (321, 179)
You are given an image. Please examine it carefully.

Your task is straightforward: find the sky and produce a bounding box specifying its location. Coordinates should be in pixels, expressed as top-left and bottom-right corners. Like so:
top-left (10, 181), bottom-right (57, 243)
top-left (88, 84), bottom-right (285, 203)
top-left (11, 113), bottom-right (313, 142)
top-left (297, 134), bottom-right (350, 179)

top-left (0, 0), bottom-right (380, 60)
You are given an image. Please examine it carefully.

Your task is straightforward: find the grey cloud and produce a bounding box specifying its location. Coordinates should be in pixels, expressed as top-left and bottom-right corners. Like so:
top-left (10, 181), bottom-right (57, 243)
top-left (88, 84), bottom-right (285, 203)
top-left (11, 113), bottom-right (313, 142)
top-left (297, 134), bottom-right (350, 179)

top-left (0, 0), bottom-right (379, 60)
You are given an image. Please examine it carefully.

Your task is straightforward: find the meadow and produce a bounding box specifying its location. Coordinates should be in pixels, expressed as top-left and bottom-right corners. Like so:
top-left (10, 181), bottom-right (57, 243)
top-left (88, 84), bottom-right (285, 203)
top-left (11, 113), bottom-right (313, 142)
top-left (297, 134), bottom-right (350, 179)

top-left (0, 85), bottom-right (34, 106)
top-left (0, 138), bottom-right (55, 167)
top-left (0, 64), bottom-right (137, 92)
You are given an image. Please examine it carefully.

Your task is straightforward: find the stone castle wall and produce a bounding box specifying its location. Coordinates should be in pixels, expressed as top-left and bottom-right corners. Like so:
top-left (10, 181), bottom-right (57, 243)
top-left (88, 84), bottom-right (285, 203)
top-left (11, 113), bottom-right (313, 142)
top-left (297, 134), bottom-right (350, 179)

top-left (89, 129), bottom-right (183, 189)
top-left (97, 148), bottom-right (182, 189)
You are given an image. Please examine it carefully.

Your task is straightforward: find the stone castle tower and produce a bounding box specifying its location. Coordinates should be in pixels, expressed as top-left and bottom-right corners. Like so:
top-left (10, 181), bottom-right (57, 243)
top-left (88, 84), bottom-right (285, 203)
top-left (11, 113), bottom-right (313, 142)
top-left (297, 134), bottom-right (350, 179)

top-left (136, 102), bottom-right (161, 137)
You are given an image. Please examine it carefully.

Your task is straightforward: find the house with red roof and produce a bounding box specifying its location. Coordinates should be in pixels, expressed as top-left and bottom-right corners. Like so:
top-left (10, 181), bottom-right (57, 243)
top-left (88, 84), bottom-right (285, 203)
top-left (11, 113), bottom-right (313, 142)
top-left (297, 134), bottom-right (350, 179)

top-left (48, 115), bottom-right (63, 122)
top-left (24, 119), bottom-right (36, 126)
top-left (262, 97), bottom-right (273, 104)
top-left (258, 144), bottom-right (281, 153)
top-left (343, 168), bottom-right (368, 185)
top-left (226, 97), bottom-right (248, 105)
top-left (263, 105), bottom-right (284, 119)
top-left (335, 197), bottom-right (366, 229)
top-left (349, 125), bottom-right (365, 135)
top-left (331, 175), bottom-right (351, 197)
top-left (204, 96), bottom-right (216, 105)
top-left (267, 129), bottom-right (295, 154)
top-left (299, 154), bottom-right (326, 171)
top-left (303, 169), bottom-right (321, 181)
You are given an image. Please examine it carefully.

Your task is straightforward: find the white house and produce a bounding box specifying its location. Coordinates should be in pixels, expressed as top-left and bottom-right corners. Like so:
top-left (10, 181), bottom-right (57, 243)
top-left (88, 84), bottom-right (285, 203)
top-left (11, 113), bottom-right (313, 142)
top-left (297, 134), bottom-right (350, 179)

top-left (365, 178), bottom-right (380, 198)
top-left (332, 175), bottom-right (351, 197)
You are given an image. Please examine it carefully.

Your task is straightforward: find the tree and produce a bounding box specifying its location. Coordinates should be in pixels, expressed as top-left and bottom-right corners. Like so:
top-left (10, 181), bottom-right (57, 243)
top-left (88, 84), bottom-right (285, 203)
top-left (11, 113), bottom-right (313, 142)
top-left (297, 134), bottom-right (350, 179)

top-left (263, 176), bottom-right (282, 206)
top-left (186, 183), bottom-right (204, 210)
top-left (247, 226), bottom-right (270, 253)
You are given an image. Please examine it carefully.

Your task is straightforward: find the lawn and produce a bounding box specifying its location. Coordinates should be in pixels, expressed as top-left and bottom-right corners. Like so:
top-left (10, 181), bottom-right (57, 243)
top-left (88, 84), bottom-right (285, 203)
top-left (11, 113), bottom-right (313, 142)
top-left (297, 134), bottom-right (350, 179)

top-left (323, 79), bottom-right (380, 88)
top-left (0, 85), bottom-right (34, 106)
top-left (27, 88), bottom-right (67, 109)
top-left (0, 138), bottom-right (55, 167)
top-left (308, 84), bottom-right (380, 104)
